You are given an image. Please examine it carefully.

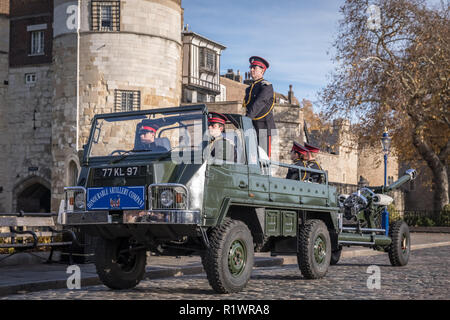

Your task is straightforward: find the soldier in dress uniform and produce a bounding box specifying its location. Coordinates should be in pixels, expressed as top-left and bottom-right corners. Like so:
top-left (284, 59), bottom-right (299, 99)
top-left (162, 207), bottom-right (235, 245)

top-left (286, 141), bottom-right (324, 183)
top-left (286, 141), bottom-right (308, 180)
top-left (303, 142), bottom-right (323, 183)
top-left (242, 56), bottom-right (276, 158)
top-left (207, 112), bottom-right (236, 162)
top-left (135, 121), bottom-right (169, 152)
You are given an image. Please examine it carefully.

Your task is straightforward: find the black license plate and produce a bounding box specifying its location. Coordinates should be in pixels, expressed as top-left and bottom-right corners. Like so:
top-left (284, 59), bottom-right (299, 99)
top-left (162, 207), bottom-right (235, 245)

top-left (94, 166), bottom-right (144, 178)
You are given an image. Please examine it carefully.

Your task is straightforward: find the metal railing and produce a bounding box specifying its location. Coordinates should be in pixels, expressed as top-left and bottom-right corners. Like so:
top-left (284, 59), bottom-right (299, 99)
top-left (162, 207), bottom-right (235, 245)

top-left (391, 210), bottom-right (450, 227)
top-left (184, 76), bottom-right (221, 93)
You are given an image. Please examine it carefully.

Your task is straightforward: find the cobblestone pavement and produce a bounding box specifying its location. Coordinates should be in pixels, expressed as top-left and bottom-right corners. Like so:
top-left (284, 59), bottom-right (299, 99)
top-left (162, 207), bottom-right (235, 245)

top-left (2, 245), bottom-right (449, 300)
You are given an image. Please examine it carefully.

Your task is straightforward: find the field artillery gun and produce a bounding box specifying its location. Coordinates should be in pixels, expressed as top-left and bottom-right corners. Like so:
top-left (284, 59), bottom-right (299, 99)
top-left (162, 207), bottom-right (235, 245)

top-left (335, 169), bottom-right (417, 266)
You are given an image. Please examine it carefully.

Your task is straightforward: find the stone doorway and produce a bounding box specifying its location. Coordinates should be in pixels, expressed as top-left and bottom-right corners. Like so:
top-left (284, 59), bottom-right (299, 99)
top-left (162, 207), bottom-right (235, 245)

top-left (16, 183), bottom-right (51, 213)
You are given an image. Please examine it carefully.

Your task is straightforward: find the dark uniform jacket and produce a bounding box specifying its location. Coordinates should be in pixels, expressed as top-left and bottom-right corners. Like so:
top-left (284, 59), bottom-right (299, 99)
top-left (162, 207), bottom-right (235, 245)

top-left (243, 79), bottom-right (276, 135)
top-left (303, 160), bottom-right (323, 183)
top-left (286, 159), bottom-right (303, 181)
top-left (136, 138), bottom-right (170, 152)
top-left (286, 159), bottom-right (323, 183)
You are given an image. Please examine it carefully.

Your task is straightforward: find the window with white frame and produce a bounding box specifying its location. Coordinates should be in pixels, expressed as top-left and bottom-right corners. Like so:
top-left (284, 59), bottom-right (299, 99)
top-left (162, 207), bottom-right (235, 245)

top-left (30, 31), bottom-right (44, 55)
top-left (25, 73), bottom-right (37, 84)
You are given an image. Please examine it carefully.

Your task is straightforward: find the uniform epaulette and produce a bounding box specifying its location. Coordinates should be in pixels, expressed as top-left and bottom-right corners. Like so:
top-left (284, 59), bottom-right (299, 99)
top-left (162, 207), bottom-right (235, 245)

top-left (261, 80), bottom-right (271, 86)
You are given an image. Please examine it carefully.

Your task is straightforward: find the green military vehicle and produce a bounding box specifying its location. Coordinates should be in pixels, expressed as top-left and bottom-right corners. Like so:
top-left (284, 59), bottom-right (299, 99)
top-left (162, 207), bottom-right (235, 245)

top-left (60, 105), bottom-right (416, 293)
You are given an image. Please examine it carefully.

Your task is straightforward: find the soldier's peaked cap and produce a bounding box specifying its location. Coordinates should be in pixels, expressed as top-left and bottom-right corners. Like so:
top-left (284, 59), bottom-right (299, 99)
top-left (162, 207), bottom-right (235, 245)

top-left (291, 141), bottom-right (308, 155)
top-left (208, 112), bottom-right (228, 125)
top-left (249, 56), bottom-right (269, 70)
top-left (139, 119), bottom-right (159, 133)
top-left (304, 142), bottom-right (320, 153)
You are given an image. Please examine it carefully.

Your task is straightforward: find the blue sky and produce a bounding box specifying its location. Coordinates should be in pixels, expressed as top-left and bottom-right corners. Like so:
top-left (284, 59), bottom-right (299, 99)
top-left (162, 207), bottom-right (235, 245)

top-left (183, 0), bottom-right (343, 106)
top-left (183, 0), bottom-right (444, 110)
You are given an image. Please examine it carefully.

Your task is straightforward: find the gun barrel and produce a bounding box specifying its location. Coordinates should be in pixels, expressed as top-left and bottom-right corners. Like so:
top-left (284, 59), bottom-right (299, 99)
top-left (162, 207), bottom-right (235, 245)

top-left (386, 169), bottom-right (417, 192)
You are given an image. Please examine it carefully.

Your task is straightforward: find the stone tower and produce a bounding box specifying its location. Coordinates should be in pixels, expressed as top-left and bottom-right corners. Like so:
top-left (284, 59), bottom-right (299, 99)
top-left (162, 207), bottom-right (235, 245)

top-left (51, 0), bottom-right (183, 211)
top-left (0, 0), bottom-right (183, 213)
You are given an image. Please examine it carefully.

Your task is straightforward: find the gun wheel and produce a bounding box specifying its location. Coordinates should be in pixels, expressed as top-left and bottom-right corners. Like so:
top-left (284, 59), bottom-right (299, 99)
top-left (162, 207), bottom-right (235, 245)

top-left (388, 220), bottom-right (410, 266)
top-left (297, 219), bottom-right (331, 279)
top-left (201, 218), bottom-right (254, 293)
top-left (94, 237), bottom-right (146, 290)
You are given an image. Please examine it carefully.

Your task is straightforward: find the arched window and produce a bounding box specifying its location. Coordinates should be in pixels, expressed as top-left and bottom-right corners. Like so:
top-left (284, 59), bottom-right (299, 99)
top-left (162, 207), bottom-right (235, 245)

top-left (68, 160), bottom-right (79, 186)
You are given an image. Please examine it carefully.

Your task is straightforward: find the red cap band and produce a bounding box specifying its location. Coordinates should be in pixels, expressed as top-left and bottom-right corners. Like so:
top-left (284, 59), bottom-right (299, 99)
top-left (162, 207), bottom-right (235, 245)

top-left (250, 61), bottom-right (267, 70)
top-left (141, 126), bottom-right (156, 132)
top-left (208, 117), bottom-right (226, 124)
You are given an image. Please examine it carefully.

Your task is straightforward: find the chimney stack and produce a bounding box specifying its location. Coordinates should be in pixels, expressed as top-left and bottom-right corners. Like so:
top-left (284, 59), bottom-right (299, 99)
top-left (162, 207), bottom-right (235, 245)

top-left (288, 84), bottom-right (293, 104)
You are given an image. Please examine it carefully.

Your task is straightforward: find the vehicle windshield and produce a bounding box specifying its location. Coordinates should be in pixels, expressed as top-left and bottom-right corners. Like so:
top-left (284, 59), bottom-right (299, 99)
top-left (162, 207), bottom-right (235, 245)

top-left (88, 109), bottom-right (204, 160)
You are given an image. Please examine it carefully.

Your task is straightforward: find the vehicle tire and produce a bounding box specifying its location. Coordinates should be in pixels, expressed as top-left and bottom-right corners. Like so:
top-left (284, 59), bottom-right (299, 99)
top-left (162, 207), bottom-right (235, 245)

top-left (94, 237), bottom-right (146, 290)
top-left (201, 218), bottom-right (254, 294)
top-left (388, 220), bottom-right (410, 266)
top-left (297, 219), bottom-right (331, 279)
top-left (330, 247), bottom-right (342, 265)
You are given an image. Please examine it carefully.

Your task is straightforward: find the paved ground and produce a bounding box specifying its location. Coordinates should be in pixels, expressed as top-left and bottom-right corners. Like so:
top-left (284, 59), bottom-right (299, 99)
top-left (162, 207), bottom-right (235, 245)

top-left (1, 233), bottom-right (449, 300)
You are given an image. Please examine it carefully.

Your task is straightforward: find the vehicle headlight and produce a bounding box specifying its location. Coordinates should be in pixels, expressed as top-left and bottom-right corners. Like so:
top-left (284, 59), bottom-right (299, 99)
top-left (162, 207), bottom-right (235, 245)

top-left (64, 187), bottom-right (86, 213)
top-left (160, 190), bottom-right (174, 207)
top-left (74, 192), bottom-right (86, 210)
top-left (149, 184), bottom-right (188, 210)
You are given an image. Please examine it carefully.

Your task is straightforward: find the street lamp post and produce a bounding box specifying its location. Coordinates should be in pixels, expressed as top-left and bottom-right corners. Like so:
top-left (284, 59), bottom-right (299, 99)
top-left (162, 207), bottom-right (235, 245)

top-left (381, 128), bottom-right (391, 236)
top-left (381, 129), bottom-right (391, 188)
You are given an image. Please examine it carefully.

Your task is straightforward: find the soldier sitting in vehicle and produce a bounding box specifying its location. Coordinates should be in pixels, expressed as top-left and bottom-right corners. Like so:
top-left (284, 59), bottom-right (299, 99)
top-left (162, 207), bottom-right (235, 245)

top-left (207, 112), bottom-right (236, 163)
top-left (286, 141), bottom-right (307, 180)
top-left (135, 120), bottom-right (170, 152)
top-left (286, 141), bottom-right (323, 183)
top-left (303, 143), bottom-right (323, 183)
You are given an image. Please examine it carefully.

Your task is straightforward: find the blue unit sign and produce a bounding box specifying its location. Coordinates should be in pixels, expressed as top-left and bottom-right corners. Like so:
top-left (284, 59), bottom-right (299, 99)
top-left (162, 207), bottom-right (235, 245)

top-left (87, 186), bottom-right (146, 210)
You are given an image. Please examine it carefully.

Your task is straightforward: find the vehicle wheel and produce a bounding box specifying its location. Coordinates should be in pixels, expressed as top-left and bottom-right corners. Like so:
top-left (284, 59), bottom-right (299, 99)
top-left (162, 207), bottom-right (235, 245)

top-left (94, 237), bottom-right (147, 290)
top-left (388, 220), bottom-right (410, 266)
top-left (201, 218), bottom-right (254, 293)
top-left (297, 219), bottom-right (331, 279)
top-left (330, 247), bottom-right (342, 265)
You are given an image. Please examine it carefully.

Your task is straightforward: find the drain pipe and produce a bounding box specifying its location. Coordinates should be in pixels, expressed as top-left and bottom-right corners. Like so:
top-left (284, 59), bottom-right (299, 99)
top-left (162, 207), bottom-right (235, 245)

top-left (76, 0), bottom-right (80, 151)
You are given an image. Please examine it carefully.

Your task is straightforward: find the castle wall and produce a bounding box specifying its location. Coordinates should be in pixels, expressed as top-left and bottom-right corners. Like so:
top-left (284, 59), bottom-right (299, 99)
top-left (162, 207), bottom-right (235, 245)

top-left (5, 65), bottom-right (54, 212)
top-left (0, 13), bottom-right (10, 212)
top-left (312, 121), bottom-right (359, 185)
top-left (0, 1), bottom-right (54, 213)
top-left (51, 31), bottom-right (78, 211)
top-left (357, 147), bottom-right (399, 187)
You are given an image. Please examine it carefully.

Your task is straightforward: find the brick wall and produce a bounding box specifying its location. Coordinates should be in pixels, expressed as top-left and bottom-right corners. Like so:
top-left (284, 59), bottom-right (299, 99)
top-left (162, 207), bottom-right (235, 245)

top-left (0, 0), bottom-right (9, 15)
top-left (10, 0), bottom-right (52, 16)
top-left (9, 0), bottom-right (53, 67)
top-left (220, 76), bottom-right (247, 102)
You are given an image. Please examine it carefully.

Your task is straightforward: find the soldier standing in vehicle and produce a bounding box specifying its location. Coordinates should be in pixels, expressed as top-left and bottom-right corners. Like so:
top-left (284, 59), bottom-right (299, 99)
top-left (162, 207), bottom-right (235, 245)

top-left (207, 112), bottom-right (236, 162)
top-left (242, 56), bottom-right (276, 158)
